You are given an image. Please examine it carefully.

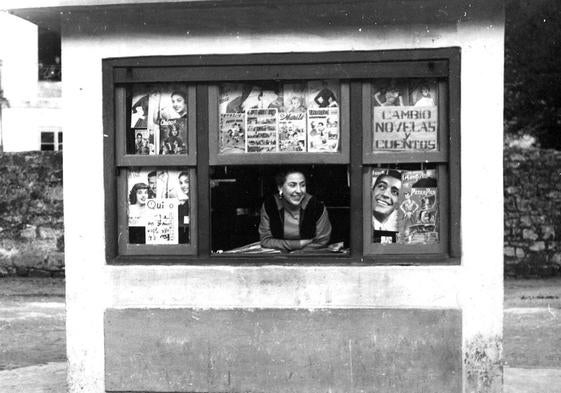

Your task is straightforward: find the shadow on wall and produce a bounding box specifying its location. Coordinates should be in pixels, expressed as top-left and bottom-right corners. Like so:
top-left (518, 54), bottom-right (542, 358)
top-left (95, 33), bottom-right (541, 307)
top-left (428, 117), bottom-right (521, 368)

top-left (0, 151), bottom-right (64, 277)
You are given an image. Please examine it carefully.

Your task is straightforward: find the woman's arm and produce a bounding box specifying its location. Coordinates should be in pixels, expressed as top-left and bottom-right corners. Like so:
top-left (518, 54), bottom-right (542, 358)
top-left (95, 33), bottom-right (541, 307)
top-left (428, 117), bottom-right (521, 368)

top-left (302, 207), bottom-right (332, 249)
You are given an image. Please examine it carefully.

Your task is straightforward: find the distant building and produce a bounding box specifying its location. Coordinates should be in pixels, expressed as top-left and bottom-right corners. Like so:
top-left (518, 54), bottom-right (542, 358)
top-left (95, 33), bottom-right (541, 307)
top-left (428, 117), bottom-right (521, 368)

top-left (0, 11), bottom-right (62, 152)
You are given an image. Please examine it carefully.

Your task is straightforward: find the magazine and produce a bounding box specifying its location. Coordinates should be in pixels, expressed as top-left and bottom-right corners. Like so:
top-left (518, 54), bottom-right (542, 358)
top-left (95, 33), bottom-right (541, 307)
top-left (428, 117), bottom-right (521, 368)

top-left (371, 169), bottom-right (439, 245)
top-left (219, 113), bottom-right (246, 153)
top-left (132, 129), bottom-right (155, 155)
top-left (278, 112), bottom-right (306, 152)
top-left (127, 169), bottom-right (190, 245)
top-left (245, 108), bottom-right (278, 153)
top-left (307, 108), bottom-right (339, 152)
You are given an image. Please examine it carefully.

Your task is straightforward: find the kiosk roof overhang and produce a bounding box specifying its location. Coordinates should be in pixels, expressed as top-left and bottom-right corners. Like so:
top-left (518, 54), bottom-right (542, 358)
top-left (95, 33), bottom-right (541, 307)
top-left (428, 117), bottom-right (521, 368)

top-left (4, 0), bottom-right (497, 33)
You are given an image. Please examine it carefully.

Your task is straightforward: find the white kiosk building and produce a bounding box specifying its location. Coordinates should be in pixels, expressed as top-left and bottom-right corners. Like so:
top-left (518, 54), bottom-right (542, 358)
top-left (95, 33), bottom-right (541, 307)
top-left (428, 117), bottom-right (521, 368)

top-left (7, 1), bottom-right (504, 392)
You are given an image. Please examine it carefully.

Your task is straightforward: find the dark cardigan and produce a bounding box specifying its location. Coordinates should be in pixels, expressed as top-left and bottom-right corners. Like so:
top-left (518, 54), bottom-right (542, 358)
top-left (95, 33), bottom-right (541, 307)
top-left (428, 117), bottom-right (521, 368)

top-left (263, 194), bottom-right (325, 239)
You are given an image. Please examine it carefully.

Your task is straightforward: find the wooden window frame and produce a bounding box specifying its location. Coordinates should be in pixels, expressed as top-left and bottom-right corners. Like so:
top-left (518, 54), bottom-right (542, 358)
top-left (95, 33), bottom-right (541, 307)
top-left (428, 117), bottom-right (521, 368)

top-left (103, 48), bottom-right (461, 265)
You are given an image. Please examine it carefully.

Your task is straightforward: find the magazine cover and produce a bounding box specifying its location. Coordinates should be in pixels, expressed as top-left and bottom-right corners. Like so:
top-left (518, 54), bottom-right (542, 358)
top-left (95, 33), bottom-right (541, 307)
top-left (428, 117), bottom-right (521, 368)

top-left (409, 80), bottom-right (438, 107)
top-left (307, 108), bottom-right (339, 152)
top-left (278, 112), bottom-right (306, 152)
top-left (306, 80), bottom-right (339, 109)
top-left (372, 81), bottom-right (408, 107)
top-left (127, 169), bottom-right (190, 245)
top-left (283, 83), bottom-right (307, 113)
top-left (146, 85), bottom-right (188, 155)
top-left (159, 118), bottom-right (187, 154)
top-left (132, 129), bottom-right (155, 155)
top-left (130, 88), bottom-right (149, 129)
top-left (219, 83), bottom-right (246, 114)
top-left (371, 169), bottom-right (438, 244)
top-left (245, 108), bottom-right (278, 153)
top-left (219, 113), bottom-right (246, 153)
top-left (399, 170), bottom-right (439, 245)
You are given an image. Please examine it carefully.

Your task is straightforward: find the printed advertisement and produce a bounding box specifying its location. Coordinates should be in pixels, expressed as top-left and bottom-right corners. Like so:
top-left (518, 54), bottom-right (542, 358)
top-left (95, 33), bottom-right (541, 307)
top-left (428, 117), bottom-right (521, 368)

top-left (307, 108), bottom-right (339, 152)
top-left (373, 106), bottom-right (438, 151)
top-left (245, 108), bottom-right (278, 153)
top-left (371, 169), bottom-right (439, 245)
top-left (127, 169), bottom-right (190, 245)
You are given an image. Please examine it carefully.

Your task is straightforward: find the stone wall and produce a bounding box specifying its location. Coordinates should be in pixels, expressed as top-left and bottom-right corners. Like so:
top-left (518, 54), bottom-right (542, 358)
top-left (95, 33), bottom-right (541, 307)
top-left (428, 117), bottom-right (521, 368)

top-left (504, 146), bottom-right (561, 277)
top-left (0, 148), bottom-right (557, 277)
top-left (0, 151), bottom-right (64, 277)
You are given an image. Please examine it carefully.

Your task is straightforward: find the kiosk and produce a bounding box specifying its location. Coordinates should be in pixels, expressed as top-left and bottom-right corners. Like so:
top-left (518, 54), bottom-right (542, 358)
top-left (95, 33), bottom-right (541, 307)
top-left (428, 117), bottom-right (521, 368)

top-left (7, 1), bottom-right (504, 392)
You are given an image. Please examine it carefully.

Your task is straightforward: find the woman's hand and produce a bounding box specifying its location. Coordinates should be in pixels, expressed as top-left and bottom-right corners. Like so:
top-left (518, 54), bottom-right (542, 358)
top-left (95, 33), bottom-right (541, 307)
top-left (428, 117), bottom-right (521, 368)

top-left (298, 239), bottom-right (313, 248)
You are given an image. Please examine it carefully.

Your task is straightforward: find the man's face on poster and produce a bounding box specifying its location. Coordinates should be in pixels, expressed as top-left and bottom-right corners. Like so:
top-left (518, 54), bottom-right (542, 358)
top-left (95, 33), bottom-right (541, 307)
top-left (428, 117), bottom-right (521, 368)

top-left (372, 175), bottom-right (402, 219)
top-left (148, 176), bottom-right (157, 193)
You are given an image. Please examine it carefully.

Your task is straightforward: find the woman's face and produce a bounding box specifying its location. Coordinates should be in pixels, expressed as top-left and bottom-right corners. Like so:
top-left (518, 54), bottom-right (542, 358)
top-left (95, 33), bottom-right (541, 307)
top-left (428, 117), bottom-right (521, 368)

top-left (280, 172), bottom-right (306, 207)
top-left (136, 188), bottom-right (148, 206)
top-left (170, 126), bottom-right (179, 136)
top-left (172, 94), bottom-right (187, 115)
top-left (179, 175), bottom-right (189, 195)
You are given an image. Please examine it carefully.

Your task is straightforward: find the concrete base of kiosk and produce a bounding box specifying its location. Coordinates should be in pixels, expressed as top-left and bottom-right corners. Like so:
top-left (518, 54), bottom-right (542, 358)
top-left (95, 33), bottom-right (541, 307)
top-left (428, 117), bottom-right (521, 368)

top-left (105, 308), bottom-right (461, 392)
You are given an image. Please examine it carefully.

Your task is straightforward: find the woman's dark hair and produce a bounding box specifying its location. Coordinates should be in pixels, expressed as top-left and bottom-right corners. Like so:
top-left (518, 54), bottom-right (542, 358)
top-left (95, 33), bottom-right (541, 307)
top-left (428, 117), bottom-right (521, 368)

top-left (129, 182), bottom-right (149, 204)
top-left (275, 168), bottom-right (307, 188)
top-left (178, 171), bottom-right (189, 179)
top-left (171, 90), bottom-right (187, 102)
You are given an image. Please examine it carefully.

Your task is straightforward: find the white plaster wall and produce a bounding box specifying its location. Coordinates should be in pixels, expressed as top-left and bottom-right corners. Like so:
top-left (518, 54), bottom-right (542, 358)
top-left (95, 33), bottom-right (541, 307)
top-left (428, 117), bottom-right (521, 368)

top-left (59, 1), bottom-right (504, 391)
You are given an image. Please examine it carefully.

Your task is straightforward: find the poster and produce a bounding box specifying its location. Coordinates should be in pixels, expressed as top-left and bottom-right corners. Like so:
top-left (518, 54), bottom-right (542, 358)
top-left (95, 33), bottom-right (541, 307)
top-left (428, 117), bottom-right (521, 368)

top-left (371, 169), bottom-right (439, 244)
top-left (245, 108), bottom-right (278, 153)
top-left (145, 198), bottom-right (179, 244)
top-left (307, 108), bottom-right (339, 152)
top-left (372, 79), bottom-right (438, 152)
top-left (373, 105), bottom-right (438, 151)
top-left (306, 80), bottom-right (339, 109)
top-left (127, 169), bottom-right (190, 245)
top-left (219, 113), bottom-right (246, 153)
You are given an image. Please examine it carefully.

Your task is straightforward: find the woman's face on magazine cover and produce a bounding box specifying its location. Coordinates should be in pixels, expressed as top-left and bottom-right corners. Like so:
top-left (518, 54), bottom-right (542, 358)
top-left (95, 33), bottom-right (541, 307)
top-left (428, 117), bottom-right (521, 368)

top-left (172, 94), bottom-right (187, 115)
top-left (179, 175), bottom-right (189, 195)
top-left (136, 188), bottom-right (148, 205)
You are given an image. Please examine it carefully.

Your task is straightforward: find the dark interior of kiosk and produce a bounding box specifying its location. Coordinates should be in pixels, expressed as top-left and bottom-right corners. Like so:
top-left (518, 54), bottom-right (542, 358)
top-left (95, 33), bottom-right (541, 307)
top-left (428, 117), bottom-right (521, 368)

top-left (210, 165), bottom-right (350, 253)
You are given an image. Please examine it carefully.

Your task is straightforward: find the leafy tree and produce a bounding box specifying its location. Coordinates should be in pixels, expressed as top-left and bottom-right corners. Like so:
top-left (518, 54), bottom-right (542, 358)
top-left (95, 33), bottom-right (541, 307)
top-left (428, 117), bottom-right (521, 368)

top-left (505, 0), bottom-right (561, 149)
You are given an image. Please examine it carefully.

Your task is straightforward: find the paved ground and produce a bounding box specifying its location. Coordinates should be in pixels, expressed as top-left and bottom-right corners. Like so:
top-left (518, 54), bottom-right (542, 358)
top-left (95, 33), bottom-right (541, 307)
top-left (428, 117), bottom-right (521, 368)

top-left (0, 278), bottom-right (66, 392)
top-left (0, 277), bottom-right (560, 392)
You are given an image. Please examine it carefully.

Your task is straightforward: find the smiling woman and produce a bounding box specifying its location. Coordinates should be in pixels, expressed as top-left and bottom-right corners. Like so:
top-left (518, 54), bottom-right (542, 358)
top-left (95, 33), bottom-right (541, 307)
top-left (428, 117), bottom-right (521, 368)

top-left (209, 165), bottom-right (349, 254)
top-left (258, 169), bottom-right (332, 252)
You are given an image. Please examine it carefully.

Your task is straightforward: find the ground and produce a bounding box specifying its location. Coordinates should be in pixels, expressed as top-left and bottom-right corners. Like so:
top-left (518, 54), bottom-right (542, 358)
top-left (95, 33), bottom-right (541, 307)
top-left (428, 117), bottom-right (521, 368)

top-left (0, 277), bottom-right (560, 392)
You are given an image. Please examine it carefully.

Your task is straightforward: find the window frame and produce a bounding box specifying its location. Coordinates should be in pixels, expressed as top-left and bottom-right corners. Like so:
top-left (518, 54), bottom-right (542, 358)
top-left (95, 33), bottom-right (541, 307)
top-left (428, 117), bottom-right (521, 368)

top-left (103, 48), bottom-right (461, 265)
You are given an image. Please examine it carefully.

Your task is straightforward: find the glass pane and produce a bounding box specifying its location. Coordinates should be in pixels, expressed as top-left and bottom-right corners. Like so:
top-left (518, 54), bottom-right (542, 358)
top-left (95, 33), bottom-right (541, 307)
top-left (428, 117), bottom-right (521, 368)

top-left (127, 84), bottom-right (189, 155)
top-left (210, 165), bottom-right (349, 255)
top-left (372, 79), bottom-right (439, 152)
top-left (41, 132), bottom-right (55, 143)
top-left (371, 166), bottom-right (439, 245)
top-left (127, 168), bottom-right (191, 244)
top-left (218, 80), bottom-right (340, 154)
